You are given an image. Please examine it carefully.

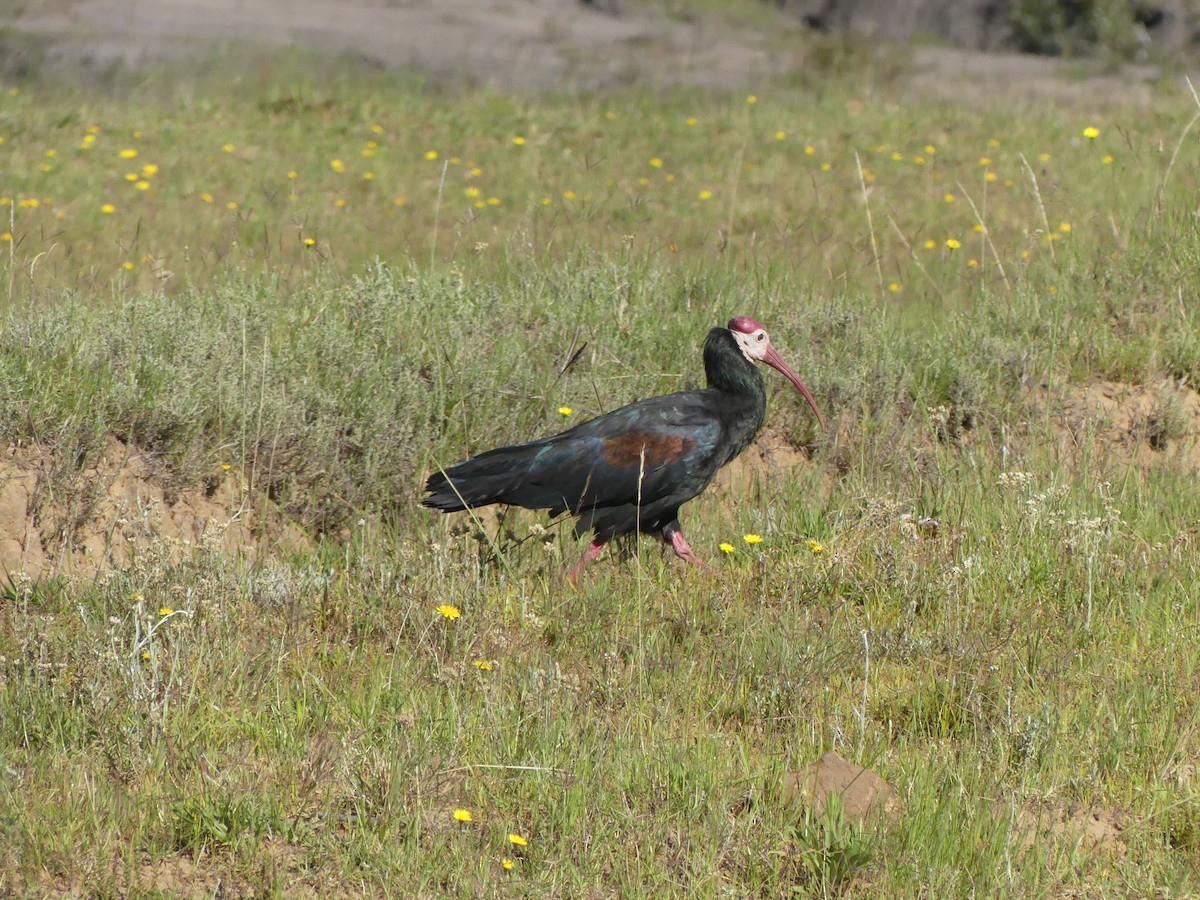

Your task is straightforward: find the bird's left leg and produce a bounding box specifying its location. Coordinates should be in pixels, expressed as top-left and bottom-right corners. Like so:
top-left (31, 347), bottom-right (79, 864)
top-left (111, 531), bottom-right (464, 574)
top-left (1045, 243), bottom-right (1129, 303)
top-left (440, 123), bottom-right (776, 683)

top-left (662, 521), bottom-right (707, 570)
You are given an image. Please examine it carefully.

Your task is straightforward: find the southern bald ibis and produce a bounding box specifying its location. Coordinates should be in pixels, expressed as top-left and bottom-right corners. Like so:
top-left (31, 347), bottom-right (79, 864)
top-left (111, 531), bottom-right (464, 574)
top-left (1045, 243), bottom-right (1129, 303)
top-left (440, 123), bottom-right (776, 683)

top-left (422, 316), bottom-right (825, 580)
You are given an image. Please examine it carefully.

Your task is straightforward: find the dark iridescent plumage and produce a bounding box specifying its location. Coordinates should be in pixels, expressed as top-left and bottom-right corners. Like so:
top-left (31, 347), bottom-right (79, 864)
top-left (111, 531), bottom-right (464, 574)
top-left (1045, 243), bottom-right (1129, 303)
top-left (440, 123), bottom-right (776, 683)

top-left (422, 318), bottom-right (823, 579)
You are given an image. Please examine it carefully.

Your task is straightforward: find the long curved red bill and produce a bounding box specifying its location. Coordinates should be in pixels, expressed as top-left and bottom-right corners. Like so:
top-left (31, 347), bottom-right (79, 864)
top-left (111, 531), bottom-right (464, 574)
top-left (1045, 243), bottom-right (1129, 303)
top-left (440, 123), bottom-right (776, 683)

top-left (763, 346), bottom-right (826, 429)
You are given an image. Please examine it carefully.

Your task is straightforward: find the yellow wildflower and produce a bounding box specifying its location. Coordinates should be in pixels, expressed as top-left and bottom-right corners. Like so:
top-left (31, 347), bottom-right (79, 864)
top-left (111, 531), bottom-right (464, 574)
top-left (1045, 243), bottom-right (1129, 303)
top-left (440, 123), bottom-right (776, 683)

top-left (558, 406), bottom-right (573, 416)
top-left (474, 659), bottom-right (493, 671)
top-left (512, 135), bottom-right (526, 146)
top-left (807, 540), bottom-right (824, 555)
top-left (649, 157), bottom-right (663, 168)
top-left (698, 189), bottom-right (713, 200)
top-left (1083, 126), bottom-right (1100, 139)
top-left (743, 534), bottom-right (763, 545)
top-left (222, 143), bottom-right (235, 153)
top-left (436, 604), bottom-right (461, 620)
top-left (159, 606), bottom-right (174, 617)
top-left (118, 148), bottom-right (137, 159)
top-left (453, 808), bottom-right (473, 823)
top-left (945, 239), bottom-right (961, 250)
top-left (330, 158), bottom-right (346, 173)
top-left (501, 858), bottom-right (515, 870)
top-left (508, 833), bottom-right (528, 846)
top-left (424, 149), bottom-right (438, 160)
top-left (719, 542), bottom-right (735, 554)
top-left (101, 203), bottom-right (115, 214)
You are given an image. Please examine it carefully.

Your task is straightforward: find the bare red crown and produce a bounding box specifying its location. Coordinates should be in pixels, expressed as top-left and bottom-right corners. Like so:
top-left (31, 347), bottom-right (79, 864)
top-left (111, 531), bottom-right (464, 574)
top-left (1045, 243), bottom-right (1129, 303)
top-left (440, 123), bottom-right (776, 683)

top-left (728, 315), bottom-right (765, 334)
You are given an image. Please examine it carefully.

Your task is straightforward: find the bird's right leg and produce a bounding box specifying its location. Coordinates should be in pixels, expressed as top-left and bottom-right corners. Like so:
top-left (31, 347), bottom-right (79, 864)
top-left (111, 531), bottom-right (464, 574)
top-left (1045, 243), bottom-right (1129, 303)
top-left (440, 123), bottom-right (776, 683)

top-left (566, 539), bottom-right (605, 584)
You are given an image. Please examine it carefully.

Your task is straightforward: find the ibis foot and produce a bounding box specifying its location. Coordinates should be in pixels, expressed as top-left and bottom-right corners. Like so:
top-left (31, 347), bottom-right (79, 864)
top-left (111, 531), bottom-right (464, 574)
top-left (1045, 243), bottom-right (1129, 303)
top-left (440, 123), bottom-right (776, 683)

top-left (566, 539), bottom-right (605, 584)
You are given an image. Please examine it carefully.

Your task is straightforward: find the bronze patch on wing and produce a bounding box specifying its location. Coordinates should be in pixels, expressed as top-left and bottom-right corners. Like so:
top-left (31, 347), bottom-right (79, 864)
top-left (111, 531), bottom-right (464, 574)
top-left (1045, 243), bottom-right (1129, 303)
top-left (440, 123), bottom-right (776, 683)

top-left (601, 431), bottom-right (694, 468)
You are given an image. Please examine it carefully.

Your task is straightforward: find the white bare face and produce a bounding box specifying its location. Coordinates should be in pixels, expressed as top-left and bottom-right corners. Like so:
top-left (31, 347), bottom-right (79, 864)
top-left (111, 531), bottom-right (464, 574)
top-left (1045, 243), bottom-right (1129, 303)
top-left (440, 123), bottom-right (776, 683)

top-left (732, 326), bottom-right (770, 363)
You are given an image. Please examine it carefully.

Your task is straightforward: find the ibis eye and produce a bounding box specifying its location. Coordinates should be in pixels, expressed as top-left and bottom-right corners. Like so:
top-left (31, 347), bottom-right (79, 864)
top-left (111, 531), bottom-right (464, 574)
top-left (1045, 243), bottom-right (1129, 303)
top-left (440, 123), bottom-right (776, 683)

top-left (756, 333), bottom-right (765, 342)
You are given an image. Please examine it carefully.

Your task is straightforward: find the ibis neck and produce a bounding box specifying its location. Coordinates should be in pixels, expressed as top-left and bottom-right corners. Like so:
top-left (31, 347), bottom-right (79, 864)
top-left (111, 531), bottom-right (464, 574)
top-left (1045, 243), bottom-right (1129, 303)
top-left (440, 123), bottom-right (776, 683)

top-left (703, 328), bottom-right (767, 459)
top-left (704, 328), bottom-right (766, 397)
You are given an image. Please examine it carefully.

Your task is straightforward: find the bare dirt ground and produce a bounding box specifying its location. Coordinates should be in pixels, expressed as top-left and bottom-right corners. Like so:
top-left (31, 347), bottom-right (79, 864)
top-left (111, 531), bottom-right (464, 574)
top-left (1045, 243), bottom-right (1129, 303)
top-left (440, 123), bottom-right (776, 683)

top-left (0, 0), bottom-right (1167, 102)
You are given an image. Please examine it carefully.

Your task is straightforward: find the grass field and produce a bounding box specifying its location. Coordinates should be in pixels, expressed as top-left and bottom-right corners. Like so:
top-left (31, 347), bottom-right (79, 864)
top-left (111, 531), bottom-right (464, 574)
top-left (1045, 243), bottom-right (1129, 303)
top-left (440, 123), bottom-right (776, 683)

top-left (2, 23), bottom-right (1200, 898)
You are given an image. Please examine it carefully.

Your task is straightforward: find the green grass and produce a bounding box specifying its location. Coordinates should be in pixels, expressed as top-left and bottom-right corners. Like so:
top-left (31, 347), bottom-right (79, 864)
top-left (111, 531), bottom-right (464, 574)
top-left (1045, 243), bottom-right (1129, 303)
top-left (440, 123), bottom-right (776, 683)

top-left (1, 23), bottom-right (1200, 899)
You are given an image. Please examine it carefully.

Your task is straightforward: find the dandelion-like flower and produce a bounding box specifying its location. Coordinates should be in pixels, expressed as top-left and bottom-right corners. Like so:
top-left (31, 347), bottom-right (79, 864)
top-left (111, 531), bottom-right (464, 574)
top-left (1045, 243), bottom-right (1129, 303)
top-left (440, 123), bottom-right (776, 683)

top-left (945, 239), bottom-right (961, 250)
top-left (923, 239), bottom-right (936, 250)
top-left (1102, 155), bottom-right (1114, 165)
top-left (474, 659), bottom-right (493, 671)
top-left (698, 190), bottom-right (713, 200)
top-left (887, 282), bottom-right (900, 293)
top-left (746, 94), bottom-right (757, 105)
top-left (743, 534), bottom-right (763, 545)
top-left (436, 604), bottom-right (461, 620)
top-left (501, 858), bottom-right (515, 870)
top-left (287, 170), bottom-right (298, 179)
top-left (200, 193), bottom-right (213, 203)
top-left (159, 606), bottom-right (174, 617)
top-left (330, 159), bottom-right (346, 173)
top-left (101, 203), bottom-right (115, 214)
top-left (303, 237), bottom-right (316, 247)
top-left (222, 143), bottom-right (235, 153)
top-left (142, 164), bottom-right (158, 176)
top-left (508, 833), bottom-right (528, 846)
top-left (424, 150), bottom-right (438, 161)
top-left (222, 463), bottom-right (232, 471)
top-left (118, 148), bottom-right (137, 159)
top-left (649, 157), bottom-right (664, 168)
top-left (807, 540), bottom-right (824, 555)
top-left (453, 808), bottom-right (473, 823)
top-left (943, 193), bottom-right (955, 203)
top-left (1058, 222), bottom-right (1072, 234)
top-left (558, 406), bottom-right (573, 416)
top-left (512, 135), bottom-right (526, 146)
top-left (776, 131), bottom-right (787, 141)
top-left (1083, 126), bottom-right (1100, 139)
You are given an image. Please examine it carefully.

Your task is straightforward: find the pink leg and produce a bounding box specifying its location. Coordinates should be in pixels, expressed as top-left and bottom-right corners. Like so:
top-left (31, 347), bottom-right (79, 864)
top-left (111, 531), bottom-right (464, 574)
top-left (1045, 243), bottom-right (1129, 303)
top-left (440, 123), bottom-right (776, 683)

top-left (669, 529), bottom-right (707, 570)
top-left (566, 539), bottom-right (605, 584)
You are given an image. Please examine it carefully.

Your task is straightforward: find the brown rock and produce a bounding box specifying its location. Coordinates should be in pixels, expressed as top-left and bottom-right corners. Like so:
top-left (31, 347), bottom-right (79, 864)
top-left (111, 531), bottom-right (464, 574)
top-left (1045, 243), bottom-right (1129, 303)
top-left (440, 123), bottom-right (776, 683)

top-left (783, 750), bottom-right (899, 823)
